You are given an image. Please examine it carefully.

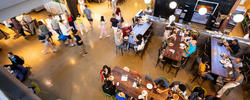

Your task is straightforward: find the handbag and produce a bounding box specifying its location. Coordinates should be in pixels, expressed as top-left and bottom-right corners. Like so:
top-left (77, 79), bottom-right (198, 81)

top-left (121, 17), bottom-right (124, 23)
top-left (58, 34), bottom-right (67, 41)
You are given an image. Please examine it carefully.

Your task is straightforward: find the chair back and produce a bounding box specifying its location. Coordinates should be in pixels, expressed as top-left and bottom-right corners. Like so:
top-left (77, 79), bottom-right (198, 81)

top-left (130, 70), bottom-right (141, 77)
top-left (99, 69), bottom-right (104, 82)
top-left (160, 76), bottom-right (170, 83)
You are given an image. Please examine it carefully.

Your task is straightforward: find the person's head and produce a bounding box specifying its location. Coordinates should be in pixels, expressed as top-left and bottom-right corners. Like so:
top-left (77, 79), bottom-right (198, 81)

top-left (77, 14), bottom-right (81, 17)
top-left (136, 34), bottom-right (143, 40)
top-left (48, 15), bottom-right (53, 19)
top-left (59, 19), bottom-right (63, 23)
top-left (8, 52), bottom-right (14, 58)
top-left (232, 39), bottom-right (238, 45)
top-left (201, 57), bottom-right (209, 64)
top-left (38, 21), bottom-right (44, 26)
top-left (101, 16), bottom-right (104, 21)
top-left (115, 7), bottom-right (121, 15)
top-left (85, 5), bottom-right (88, 8)
top-left (179, 84), bottom-right (186, 92)
top-left (103, 65), bottom-right (109, 72)
top-left (112, 13), bottom-right (115, 17)
top-left (156, 80), bottom-right (165, 88)
top-left (170, 22), bottom-right (175, 27)
top-left (234, 58), bottom-right (242, 64)
top-left (190, 40), bottom-right (197, 46)
top-left (165, 27), bottom-right (172, 31)
top-left (236, 67), bottom-right (244, 73)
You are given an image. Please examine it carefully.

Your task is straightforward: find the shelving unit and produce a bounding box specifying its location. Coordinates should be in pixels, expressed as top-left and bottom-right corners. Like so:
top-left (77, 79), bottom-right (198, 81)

top-left (241, 10), bottom-right (250, 35)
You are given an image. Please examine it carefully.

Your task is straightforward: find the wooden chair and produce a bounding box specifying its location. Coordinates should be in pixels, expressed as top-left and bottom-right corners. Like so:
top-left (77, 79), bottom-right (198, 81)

top-left (155, 48), bottom-right (167, 70)
top-left (168, 61), bottom-right (181, 77)
top-left (102, 91), bottom-right (114, 100)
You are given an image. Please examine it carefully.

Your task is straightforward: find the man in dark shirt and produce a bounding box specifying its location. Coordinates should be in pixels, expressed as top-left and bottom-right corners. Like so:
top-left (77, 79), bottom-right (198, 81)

top-left (8, 52), bottom-right (24, 66)
top-left (110, 13), bottom-right (119, 35)
top-left (224, 39), bottom-right (240, 55)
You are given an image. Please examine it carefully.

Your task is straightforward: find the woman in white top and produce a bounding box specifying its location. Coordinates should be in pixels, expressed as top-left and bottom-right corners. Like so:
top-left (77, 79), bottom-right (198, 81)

top-left (58, 20), bottom-right (74, 46)
top-left (163, 27), bottom-right (172, 41)
top-left (99, 16), bottom-right (110, 38)
top-left (115, 7), bottom-right (122, 28)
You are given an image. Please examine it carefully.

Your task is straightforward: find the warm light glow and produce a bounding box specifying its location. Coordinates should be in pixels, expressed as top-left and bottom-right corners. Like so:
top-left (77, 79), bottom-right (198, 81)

top-left (169, 15), bottom-right (176, 23)
top-left (44, 79), bottom-right (53, 87)
top-left (169, 1), bottom-right (177, 9)
top-left (144, 0), bottom-right (151, 4)
top-left (70, 58), bottom-right (76, 65)
top-left (233, 14), bottom-right (244, 23)
top-left (198, 7), bottom-right (207, 15)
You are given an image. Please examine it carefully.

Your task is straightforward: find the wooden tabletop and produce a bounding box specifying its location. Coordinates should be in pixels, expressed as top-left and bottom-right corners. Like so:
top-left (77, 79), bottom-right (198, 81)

top-left (211, 38), bottom-right (234, 77)
top-left (128, 22), bottom-right (152, 44)
top-left (163, 35), bottom-right (185, 62)
top-left (112, 67), bottom-right (168, 100)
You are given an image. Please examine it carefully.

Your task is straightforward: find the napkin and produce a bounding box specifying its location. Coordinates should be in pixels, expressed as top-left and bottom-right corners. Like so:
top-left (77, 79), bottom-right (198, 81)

top-left (121, 75), bottom-right (128, 81)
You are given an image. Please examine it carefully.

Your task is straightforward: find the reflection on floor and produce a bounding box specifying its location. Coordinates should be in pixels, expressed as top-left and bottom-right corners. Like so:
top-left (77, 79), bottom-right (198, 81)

top-left (0, 0), bottom-right (247, 100)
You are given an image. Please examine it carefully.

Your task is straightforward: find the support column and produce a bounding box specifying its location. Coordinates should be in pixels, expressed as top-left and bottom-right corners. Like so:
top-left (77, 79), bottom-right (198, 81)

top-left (219, 0), bottom-right (242, 32)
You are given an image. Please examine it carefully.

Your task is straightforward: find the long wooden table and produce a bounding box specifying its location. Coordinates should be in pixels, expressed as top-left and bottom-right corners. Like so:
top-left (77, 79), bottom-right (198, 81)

top-left (128, 22), bottom-right (152, 44)
top-left (112, 67), bottom-right (168, 100)
top-left (211, 38), bottom-right (236, 77)
top-left (163, 35), bottom-right (185, 62)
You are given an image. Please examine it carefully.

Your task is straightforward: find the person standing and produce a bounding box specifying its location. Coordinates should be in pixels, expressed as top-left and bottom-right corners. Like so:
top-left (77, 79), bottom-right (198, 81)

top-left (67, 14), bottom-right (77, 34)
top-left (38, 21), bottom-right (54, 44)
top-left (115, 7), bottom-right (123, 28)
top-left (99, 16), bottom-right (110, 38)
top-left (58, 20), bottom-right (74, 46)
top-left (38, 30), bottom-right (57, 54)
top-left (48, 15), bottom-right (62, 35)
top-left (73, 34), bottom-right (88, 56)
top-left (83, 5), bottom-right (94, 30)
top-left (111, 0), bottom-right (117, 11)
top-left (22, 14), bottom-right (37, 35)
top-left (76, 14), bottom-right (88, 38)
top-left (10, 17), bottom-right (27, 39)
top-left (110, 13), bottom-right (119, 36)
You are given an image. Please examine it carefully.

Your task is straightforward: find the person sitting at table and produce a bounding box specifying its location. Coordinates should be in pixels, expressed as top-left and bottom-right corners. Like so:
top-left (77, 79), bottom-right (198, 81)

top-left (224, 39), bottom-right (240, 55)
top-left (144, 7), bottom-right (153, 15)
top-left (134, 34), bottom-right (145, 51)
top-left (122, 26), bottom-right (132, 37)
top-left (188, 86), bottom-right (205, 100)
top-left (153, 78), bottom-right (169, 94)
top-left (222, 54), bottom-right (243, 69)
top-left (199, 58), bottom-right (214, 80)
top-left (183, 40), bottom-right (197, 57)
top-left (100, 65), bottom-right (111, 81)
top-left (163, 27), bottom-right (172, 41)
top-left (216, 67), bottom-right (244, 98)
top-left (116, 92), bottom-right (127, 100)
top-left (169, 82), bottom-right (188, 99)
top-left (102, 76), bottom-right (116, 96)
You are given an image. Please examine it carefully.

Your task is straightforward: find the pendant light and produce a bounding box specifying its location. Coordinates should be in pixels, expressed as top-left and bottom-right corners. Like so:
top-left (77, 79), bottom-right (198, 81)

top-left (169, 1), bottom-right (177, 9)
top-left (198, 7), bottom-right (207, 15)
top-left (233, 14), bottom-right (244, 23)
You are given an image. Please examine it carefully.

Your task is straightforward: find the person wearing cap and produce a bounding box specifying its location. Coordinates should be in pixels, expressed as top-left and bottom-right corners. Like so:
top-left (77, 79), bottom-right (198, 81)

top-left (224, 39), bottom-right (240, 55)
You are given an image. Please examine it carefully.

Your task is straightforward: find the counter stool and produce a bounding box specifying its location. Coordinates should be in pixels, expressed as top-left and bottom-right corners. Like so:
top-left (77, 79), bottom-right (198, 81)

top-left (155, 48), bottom-right (167, 70)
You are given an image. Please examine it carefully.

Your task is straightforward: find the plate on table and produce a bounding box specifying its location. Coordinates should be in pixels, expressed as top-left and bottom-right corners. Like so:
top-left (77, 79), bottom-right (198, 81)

top-left (169, 43), bottom-right (174, 46)
top-left (124, 36), bottom-right (129, 40)
top-left (141, 90), bottom-right (148, 96)
top-left (146, 83), bottom-right (153, 89)
top-left (180, 43), bottom-right (185, 47)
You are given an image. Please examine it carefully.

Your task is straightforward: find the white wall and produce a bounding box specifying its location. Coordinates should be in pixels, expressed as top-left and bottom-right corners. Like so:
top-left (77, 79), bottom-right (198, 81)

top-left (0, 0), bottom-right (52, 22)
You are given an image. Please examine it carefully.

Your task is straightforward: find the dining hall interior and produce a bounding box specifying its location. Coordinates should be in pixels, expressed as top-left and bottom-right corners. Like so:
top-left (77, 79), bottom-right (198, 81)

top-left (0, 0), bottom-right (249, 100)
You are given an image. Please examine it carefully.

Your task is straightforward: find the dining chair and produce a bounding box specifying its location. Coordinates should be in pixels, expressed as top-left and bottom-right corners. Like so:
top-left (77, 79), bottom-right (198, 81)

top-left (160, 76), bottom-right (170, 83)
top-left (155, 48), bottom-right (167, 70)
top-left (168, 61), bottom-right (181, 77)
top-left (102, 91), bottom-right (114, 100)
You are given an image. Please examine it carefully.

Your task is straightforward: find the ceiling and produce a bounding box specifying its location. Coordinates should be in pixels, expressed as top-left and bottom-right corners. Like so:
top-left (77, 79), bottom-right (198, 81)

top-left (0, 0), bottom-right (27, 10)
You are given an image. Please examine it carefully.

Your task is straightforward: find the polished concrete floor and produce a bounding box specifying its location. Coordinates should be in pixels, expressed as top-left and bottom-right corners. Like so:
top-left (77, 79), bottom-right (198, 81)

top-left (0, 0), bottom-right (248, 100)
